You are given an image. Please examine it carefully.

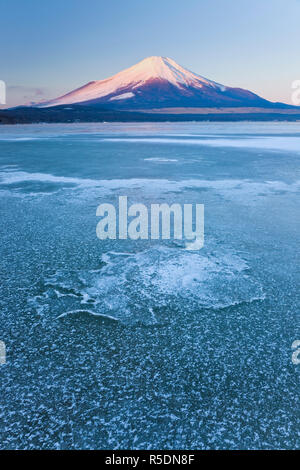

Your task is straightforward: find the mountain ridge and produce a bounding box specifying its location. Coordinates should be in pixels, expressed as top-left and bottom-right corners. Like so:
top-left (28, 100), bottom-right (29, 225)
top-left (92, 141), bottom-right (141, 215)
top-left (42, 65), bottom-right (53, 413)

top-left (35, 56), bottom-right (288, 110)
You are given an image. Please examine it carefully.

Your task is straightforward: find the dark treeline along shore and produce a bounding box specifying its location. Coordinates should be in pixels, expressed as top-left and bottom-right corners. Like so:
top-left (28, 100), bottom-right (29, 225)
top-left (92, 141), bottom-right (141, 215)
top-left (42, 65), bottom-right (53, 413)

top-left (1, 104), bottom-right (300, 124)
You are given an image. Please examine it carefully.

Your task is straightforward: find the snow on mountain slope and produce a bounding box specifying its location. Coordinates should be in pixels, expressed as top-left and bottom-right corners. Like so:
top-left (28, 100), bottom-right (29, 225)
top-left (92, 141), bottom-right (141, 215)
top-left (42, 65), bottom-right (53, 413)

top-left (37, 56), bottom-right (273, 109)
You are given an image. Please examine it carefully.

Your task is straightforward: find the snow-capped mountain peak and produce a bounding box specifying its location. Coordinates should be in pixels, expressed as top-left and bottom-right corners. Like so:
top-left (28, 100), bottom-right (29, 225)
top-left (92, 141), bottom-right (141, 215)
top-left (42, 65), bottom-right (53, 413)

top-left (110, 56), bottom-right (223, 89)
top-left (37, 56), bottom-right (270, 109)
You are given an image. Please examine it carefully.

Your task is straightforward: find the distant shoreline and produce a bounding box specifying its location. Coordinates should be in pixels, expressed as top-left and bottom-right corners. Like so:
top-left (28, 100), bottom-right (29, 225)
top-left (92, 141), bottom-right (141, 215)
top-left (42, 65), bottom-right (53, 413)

top-left (1, 105), bottom-right (300, 125)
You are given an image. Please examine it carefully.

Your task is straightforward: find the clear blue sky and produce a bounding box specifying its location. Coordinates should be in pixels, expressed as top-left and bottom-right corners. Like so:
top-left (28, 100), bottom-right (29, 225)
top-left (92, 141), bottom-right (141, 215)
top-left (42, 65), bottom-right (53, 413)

top-left (1, 0), bottom-right (300, 107)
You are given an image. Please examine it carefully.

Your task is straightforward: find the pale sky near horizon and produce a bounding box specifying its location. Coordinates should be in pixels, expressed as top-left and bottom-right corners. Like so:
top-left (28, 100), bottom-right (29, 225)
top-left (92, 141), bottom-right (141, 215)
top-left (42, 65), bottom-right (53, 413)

top-left (1, 0), bottom-right (300, 107)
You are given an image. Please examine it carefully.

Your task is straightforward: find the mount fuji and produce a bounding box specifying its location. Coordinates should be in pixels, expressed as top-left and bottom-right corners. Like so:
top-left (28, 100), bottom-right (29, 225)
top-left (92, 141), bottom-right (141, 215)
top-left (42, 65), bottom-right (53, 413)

top-left (37, 56), bottom-right (285, 110)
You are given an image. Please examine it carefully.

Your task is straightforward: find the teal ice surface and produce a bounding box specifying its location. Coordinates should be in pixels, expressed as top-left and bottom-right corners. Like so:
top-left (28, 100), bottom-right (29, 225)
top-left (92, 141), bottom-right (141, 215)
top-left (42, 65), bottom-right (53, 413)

top-left (0, 122), bottom-right (299, 449)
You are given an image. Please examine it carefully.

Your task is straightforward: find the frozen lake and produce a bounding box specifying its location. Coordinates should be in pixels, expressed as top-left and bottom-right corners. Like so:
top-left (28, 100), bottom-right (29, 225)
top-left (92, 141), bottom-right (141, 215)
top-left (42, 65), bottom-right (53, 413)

top-left (0, 122), bottom-right (299, 449)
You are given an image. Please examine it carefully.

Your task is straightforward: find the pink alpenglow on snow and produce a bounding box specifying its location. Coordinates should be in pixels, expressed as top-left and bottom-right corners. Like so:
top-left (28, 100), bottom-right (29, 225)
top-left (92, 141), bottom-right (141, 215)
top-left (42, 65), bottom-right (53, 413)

top-left (36, 56), bottom-right (283, 110)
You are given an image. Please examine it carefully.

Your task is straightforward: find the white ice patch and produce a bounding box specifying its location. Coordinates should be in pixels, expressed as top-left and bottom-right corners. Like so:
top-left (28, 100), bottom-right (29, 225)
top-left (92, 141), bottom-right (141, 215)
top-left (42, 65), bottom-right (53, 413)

top-left (30, 246), bottom-right (265, 325)
top-left (144, 157), bottom-right (178, 162)
top-left (0, 137), bottom-right (44, 141)
top-left (1, 171), bottom-right (299, 203)
top-left (101, 136), bottom-right (300, 152)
